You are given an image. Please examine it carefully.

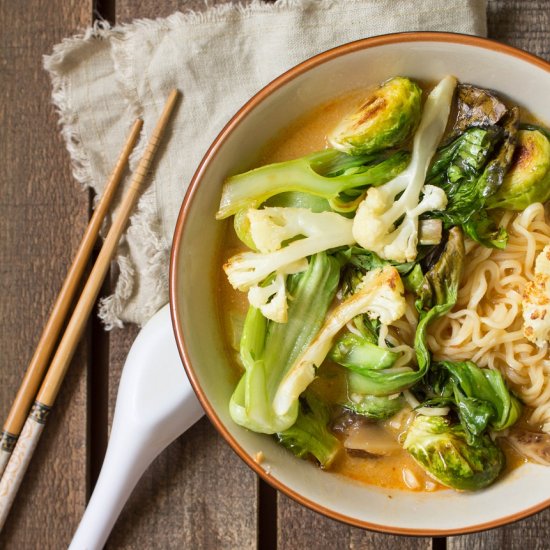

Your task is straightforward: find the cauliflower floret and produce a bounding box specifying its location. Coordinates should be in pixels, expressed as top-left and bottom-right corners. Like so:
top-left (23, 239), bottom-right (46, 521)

top-left (248, 207), bottom-right (350, 254)
top-left (248, 273), bottom-right (288, 323)
top-left (273, 266), bottom-right (406, 416)
top-left (523, 244), bottom-right (550, 346)
top-left (224, 207), bottom-right (354, 290)
top-left (536, 244), bottom-right (550, 273)
top-left (246, 259), bottom-right (308, 323)
top-left (352, 76), bottom-right (456, 263)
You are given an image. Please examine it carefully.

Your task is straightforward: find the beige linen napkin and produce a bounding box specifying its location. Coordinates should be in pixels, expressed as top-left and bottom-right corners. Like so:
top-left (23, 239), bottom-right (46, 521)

top-left (44, 0), bottom-right (487, 327)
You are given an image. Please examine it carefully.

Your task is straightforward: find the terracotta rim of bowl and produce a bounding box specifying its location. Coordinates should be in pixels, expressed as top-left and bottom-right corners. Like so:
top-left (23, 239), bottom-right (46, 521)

top-left (170, 31), bottom-right (550, 536)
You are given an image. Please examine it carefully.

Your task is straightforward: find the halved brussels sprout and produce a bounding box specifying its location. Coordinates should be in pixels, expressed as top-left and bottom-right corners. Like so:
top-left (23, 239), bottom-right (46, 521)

top-left (403, 415), bottom-right (505, 491)
top-left (329, 77), bottom-right (422, 155)
top-left (487, 129), bottom-right (550, 210)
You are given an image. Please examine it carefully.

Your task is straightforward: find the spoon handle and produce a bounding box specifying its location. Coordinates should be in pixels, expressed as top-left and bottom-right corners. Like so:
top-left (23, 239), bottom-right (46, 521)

top-left (69, 423), bottom-right (162, 550)
top-left (69, 305), bottom-right (203, 550)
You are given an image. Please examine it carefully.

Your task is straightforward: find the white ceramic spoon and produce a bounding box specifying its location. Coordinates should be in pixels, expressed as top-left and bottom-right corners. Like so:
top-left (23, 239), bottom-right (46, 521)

top-left (69, 304), bottom-right (204, 550)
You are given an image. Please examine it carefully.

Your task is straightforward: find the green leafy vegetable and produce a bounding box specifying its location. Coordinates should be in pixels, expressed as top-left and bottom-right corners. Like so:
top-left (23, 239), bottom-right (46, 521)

top-left (345, 247), bottom-right (417, 275)
top-left (229, 253), bottom-right (340, 433)
top-left (328, 77), bottom-right (422, 155)
top-left (476, 107), bottom-right (519, 199)
top-left (425, 360), bottom-right (522, 437)
top-left (427, 127), bottom-right (503, 224)
top-left (344, 369), bottom-right (413, 398)
top-left (416, 227), bottom-right (464, 310)
top-left (353, 314), bottom-right (381, 345)
top-left (403, 263), bottom-right (424, 294)
top-left (272, 266), bottom-right (406, 414)
top-left (216, 148), bottom-right (410, 219)
top-left (414, 226), bottom-right (465, 382)
top-left (329, 332), bottom-right (400, 373)
top-left (428, 107), bottom-right (518, 229)
top-left (337, 226), bottom-right (464, 397)
top-left (344, 392), bottom-right (405, 420)
top-left (403, 415), bottom-right (505, 491)
top-left (277, 390), bottom-right (342, 469)
top-left (462, 209), bottom-right (508, 249)
top-left (427, 93), bottom-right (519, 248)
top-left (265, 191), bottom-right (331, 212)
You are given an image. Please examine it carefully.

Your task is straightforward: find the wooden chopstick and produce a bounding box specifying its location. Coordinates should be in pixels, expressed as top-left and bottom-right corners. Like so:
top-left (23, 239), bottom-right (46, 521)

top-left (0, 89), bottom-right (179, 530)
top-left (0, 118), bottom-right (143, 479)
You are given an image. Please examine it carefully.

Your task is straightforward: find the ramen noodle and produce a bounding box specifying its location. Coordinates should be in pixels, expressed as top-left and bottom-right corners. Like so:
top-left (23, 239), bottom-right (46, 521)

top-left (429, 203), bottom-right (550, 432)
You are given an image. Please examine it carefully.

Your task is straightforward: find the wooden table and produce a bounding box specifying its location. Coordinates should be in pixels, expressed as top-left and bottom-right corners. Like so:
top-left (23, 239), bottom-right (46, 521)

top-left (1, 0), bottom-right (549, 548)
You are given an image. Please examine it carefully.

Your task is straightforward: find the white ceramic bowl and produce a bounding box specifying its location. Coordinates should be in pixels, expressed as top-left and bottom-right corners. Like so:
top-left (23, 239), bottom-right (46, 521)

top-left (170, 32), bottom-right (550, 535)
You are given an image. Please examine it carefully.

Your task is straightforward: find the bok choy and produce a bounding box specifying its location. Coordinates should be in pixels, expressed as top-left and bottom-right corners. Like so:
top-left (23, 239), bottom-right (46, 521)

top-left (216, 148), bottom-right (409, 220)
top-left (229, 253), bottom-right (340, 433)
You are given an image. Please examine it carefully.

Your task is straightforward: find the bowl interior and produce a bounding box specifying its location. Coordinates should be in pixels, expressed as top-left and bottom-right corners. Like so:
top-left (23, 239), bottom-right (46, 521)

top-left (171, 34), bottom-right (550, 534)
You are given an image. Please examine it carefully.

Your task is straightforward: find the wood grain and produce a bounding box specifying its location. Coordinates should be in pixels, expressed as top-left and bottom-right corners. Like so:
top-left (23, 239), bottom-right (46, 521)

top-left (487, 0), bottom-right (550, 61)
top-left (277, 494), bottom-right (431, 550)
top-left (105, 330), bottom-right (259, 549)
top-left (104, 5), bottom-right (259, 546)
top-left (0, 0), bottom-right (92, 547)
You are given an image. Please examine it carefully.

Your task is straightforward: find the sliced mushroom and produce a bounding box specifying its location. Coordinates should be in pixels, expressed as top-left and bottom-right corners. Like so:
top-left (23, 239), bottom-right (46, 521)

top-left (451, 84), bottom-right (508, 138)
top-left (506, 428), bottom-right (550, 465)
top-left (332, 407), bottom-right (403, 457)
top-left (343, 422), bottom-right (401, 457)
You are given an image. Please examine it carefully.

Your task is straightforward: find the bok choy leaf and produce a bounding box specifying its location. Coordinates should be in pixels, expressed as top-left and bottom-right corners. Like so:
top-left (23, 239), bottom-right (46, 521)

top-left (276, 390), bottom-right (342, 469)
top-left (424, 360), bottom-right (522, 438)
top-left (229, 252), bottom-right (340, 434)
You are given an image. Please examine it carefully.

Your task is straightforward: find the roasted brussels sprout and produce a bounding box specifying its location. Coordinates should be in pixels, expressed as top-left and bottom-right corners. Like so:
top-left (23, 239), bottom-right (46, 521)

top-left (487, 129), bottom-right (550, 210)
top-left (329, 77), bottom-right (422, 155)
top-left (403, 415), bottom-right (505, 491)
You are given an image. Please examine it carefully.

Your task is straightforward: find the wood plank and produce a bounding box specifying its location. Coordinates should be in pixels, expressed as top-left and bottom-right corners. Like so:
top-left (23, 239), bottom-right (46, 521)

top-left (447, 2), bottom-right (550, 548)
top-left (487, 0), bottom-right (550, 60)
top-left (278, 494), bottom-right (431, 550)
top-left (106, 2), bottom-right (258, 548)
top-left (0, 0), bottom-right (93, 547)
